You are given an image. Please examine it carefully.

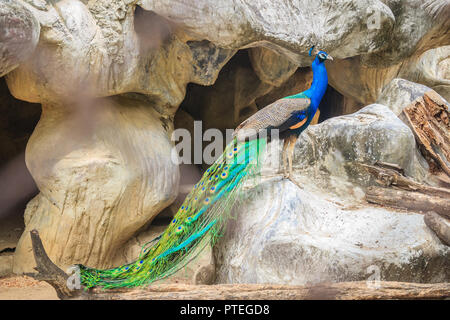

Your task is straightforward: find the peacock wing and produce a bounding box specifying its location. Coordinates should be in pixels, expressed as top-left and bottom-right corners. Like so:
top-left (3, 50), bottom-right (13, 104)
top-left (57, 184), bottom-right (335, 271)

top-left (233, 97), bottom-right (310, 141)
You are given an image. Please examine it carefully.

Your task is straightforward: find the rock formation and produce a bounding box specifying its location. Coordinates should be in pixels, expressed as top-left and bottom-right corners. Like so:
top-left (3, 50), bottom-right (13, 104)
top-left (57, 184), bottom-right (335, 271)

top-left (0, 0), bottom-right (448, 286)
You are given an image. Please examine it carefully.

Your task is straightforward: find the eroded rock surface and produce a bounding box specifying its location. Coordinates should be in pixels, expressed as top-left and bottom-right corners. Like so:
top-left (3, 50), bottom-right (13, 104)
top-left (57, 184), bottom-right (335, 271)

top-left (215, 179), bottom-right (449, 284)
top-left (215, 103), bottom-right (449, 285)
top-left (376, 79), bottom-right (435, 116)
top-left (399, 46), bottom-right (450, 101)
top-left (14, 96), bottom-right (179, 273)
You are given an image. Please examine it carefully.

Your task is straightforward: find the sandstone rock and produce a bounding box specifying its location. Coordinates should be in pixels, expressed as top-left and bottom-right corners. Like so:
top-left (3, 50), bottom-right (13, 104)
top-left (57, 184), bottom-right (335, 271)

top-left (248, 47), bottom-right (298, 87)
top-left (13, 95), bottom-right (179, 273)
top-left (399, 46), bottom-right (450, 101)
top-left (328, 45), bottom-right (450, 107)
top-left (327, 56), bottom-right (403, 105)
top-left (6, 1), bottom-right (234, 114)
top-left (3, 0), bottom-right (450, 280)
top-left (361, 0), bottom-right (450, 67)
top-left (140, 0), bottom-right (395, 62)
top-left (181, 51), bottom-right (273, 134)
top-left (0, 0), bottom-right (40, 77)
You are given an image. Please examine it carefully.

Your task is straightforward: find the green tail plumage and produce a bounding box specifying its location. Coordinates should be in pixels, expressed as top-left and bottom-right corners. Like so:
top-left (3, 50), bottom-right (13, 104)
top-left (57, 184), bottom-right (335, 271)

top-left (79, 137), bottom-right (267, 288)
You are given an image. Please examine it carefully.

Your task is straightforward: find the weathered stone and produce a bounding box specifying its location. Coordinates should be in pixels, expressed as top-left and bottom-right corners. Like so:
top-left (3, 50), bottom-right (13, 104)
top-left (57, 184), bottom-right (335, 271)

top-left (399, 46), bottom-right (450, 101)
top-left (248, 47), bottom-right (298, 87)
top-left (139, 0), bottom-right (395, 62)
top-left (255, 68), bottom-right (313, 109)
top-left (376, 79), bottom-right (437, 116)
top-left (13, 95), bottom-right (179, 273)
top-left (215, 178), bottom-right (449, 284)
top-left (3, 0), bottom-right (450, 280)
top-left (0, 0), bottom-right (40, 77)
top-left (327, 56), bottom-right (403, 105)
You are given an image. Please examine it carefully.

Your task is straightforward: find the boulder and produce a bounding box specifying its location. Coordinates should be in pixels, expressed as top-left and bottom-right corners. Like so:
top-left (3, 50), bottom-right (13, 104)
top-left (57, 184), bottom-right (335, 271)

top-left (215, 104), bottom-right (449, 284)
top-left (215, 179), bottom-right (449, 284)
top-left (327, 56), bottom-right (403, 105)
top-left (139, 0), bottom-right (395, 62)
top-left (13, 95), bottom-right (179, 273)
top-left (6, 1), bottom-right (235, 114)
top-left (376, 79), bottom-right (437, 116)
top-left (399, 46), bottom-right (450, 101)
top-left (290, 104), bottom-right (430, 188)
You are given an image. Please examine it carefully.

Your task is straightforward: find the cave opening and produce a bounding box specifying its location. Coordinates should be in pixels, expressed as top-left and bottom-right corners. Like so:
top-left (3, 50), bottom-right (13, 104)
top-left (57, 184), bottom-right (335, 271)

top-left (0, 77), bottom-right (40, 256)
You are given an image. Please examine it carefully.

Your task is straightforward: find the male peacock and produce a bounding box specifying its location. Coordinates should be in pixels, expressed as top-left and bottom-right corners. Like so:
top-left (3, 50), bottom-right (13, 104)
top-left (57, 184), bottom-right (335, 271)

top-left (78, 46), bottom-right (333, 288)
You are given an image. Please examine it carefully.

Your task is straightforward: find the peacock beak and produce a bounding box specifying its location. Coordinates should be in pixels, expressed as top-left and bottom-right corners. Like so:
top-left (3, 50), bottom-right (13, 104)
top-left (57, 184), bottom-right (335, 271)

top-left (326, 55), bottom-right (334, 61)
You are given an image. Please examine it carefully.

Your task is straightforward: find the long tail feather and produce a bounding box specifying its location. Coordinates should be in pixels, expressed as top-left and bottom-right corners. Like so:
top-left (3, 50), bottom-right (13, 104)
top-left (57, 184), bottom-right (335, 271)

top-left (79, 137), bottom-right (266, 288)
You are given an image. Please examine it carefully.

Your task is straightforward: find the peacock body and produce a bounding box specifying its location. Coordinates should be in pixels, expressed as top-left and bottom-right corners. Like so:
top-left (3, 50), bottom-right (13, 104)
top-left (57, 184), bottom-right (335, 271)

top-left (79, 47), bottom-right (332, 289)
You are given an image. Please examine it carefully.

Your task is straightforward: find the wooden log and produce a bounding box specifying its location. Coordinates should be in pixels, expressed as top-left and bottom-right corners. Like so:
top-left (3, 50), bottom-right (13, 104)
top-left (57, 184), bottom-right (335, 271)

top-left (26, 230), bottom-right (80, 300)
top-left (77, 282), bottom-right (450, 300)
top-left (359, 162), bottom-right (450, 198)
top-left (365, 186), bottom-right (450, 218)
top-left (27, 230), bottom-right (450, 300)
top-left (401, 91), bottom-right (450, 177)
top-left (424, 211), bottom-right (450, 246)
top-left (361, 162), bottom-right (450, 247)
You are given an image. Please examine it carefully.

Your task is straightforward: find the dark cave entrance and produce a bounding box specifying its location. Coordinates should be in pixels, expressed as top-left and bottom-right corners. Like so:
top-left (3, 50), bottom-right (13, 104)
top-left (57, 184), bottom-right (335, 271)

top-left (0, 77), bottom-right (40, 257)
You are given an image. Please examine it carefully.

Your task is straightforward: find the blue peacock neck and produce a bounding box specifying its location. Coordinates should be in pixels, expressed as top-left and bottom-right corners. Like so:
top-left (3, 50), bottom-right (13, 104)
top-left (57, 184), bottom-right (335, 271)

top-left (303, 57), bottom-right (328, 111)
top-left (283, 56), bottom-right (329, 114)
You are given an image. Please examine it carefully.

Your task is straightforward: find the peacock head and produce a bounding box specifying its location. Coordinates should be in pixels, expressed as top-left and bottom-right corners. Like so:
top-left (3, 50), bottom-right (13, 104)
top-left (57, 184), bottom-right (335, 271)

top-left (309, 46), bottom-right (333, 63)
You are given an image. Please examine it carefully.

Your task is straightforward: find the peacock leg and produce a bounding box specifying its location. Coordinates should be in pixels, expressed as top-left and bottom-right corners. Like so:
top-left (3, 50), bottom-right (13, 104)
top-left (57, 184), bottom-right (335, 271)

top-left (287, 135), bottom-right (297, 179)
top-left (282, 138), bottom-right (289, 177)
top-left (281, 135), bottom-right (297, 179)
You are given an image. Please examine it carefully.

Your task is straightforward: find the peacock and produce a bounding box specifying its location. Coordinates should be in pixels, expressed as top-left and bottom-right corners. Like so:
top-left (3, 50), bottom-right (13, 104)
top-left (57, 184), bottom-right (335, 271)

top-left (78, 46), bottom-right (333, 289)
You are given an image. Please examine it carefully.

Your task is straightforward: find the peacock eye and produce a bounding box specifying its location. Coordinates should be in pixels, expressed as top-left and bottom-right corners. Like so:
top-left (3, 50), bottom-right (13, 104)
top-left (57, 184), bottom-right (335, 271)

top-left (319, 53), bottom-right (326, 59)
